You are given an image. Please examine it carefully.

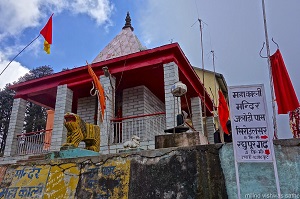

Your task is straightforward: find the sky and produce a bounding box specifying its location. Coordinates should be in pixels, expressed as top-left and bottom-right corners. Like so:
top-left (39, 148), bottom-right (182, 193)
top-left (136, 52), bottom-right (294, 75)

top-left (0, 0), bottom-right (299, 139)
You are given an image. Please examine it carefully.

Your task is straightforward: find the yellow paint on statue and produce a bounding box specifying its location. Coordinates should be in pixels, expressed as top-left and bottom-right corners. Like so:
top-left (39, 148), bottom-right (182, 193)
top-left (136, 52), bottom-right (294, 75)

top-left (63, 112), bottom-right (100, 152)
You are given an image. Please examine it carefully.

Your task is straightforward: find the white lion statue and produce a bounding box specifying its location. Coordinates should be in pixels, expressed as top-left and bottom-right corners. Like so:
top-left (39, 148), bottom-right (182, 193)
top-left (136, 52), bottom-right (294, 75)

top-left (123, 135), bottom-right (140, 149)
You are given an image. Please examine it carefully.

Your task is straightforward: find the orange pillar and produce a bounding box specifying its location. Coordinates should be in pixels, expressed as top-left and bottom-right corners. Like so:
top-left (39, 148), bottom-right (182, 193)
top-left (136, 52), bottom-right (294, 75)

top-left (44, 110), bottom-right (54, 150)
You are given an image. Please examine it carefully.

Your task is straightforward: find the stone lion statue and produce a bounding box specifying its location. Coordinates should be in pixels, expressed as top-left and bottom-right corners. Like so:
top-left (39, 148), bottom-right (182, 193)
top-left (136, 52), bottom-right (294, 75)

top-left (123, 135), bottom-right (140, 149)
top-left (63, 112), bottom-right (100, 152)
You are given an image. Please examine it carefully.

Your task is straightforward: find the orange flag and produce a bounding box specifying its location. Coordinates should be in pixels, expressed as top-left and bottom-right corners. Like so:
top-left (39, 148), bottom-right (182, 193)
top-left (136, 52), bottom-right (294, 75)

top-left (86, 61), bottom-right (106, 122)
top-left (218, 90), bottom-right (230, 134)
top-left (40, 14), bottom-right (53, 54)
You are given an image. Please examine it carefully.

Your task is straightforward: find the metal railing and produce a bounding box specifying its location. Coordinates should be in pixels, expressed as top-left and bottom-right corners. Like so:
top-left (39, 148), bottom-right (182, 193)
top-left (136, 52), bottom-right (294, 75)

top-left (16, 129), bottom-right (52, 155)
top-left (110, 112), bottom-right (166, 144)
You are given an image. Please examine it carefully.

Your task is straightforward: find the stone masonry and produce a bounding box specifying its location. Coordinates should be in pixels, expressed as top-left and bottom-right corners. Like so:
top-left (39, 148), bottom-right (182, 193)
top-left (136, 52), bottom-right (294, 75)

top-left (4, 98), bottom-right (27, 156)
top-left (121, 85), bottom-right (165, 141)
top-left (77, 96), bottom-right (97, 124)
top-left (206, 116), bottom-right (215, 144)
top-left (50, 85), bottom-right (73, 151)
top-left (99, 75), bottom-right (116, 147)
top-left (1, 139), bottom-right (299, 198)
top-left (122, 85), bottom-right (164, 117)
top-left (163, 62), bottom-right (181, 129)
top-left (100, 85), bottom-right (165, 154)
top-left (122, 86), bottom-right (145, 117)
top-left (191, 97), bottom-right (204, 133)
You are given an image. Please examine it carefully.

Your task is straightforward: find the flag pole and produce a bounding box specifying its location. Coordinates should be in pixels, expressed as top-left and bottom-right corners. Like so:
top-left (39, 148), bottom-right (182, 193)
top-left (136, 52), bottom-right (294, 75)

top-left (0, 34), bottom-right (41, 76)
top-left (262, 1), bottom-right (281, 196)
top-left (261, 0), bottom-right (278, 138)
top-left (198, 19), bottom-right (208, 138)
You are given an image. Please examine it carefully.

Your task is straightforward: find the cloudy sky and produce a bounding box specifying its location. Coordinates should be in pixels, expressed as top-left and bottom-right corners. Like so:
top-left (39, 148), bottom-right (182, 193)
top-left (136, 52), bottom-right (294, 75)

top-left (0, 0), bottom-right (299, 138)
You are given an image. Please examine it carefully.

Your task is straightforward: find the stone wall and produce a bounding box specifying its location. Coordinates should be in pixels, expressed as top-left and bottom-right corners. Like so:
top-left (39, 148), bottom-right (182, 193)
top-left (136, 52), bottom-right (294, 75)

top-left (51, 85), bottom-right (73, 151)
top-left (75, 85), bottom-right (165, 154)
top-left (0, 145), bottom-right (226, 199)
top-left (4, 98), bottom-right (27, 156)
top-left (122, 85), bottom-right (164, 117)
top-left (99, 141), bottom-right (155, 155)
top-left (77, 96), bottom-right (97, 124)
top-left (121, 85), bottom-right (165, 143)
top-left (163, 62), bottom-right (181, 130)
top-left (220, 139), bottom-right (300, 198)
top-left (0, 139), bottom-right (299, 199)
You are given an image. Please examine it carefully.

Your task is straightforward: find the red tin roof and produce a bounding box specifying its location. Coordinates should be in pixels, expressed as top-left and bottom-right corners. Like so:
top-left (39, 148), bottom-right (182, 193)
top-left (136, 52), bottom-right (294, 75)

top-left (10, 43), bottom-right (213, 116)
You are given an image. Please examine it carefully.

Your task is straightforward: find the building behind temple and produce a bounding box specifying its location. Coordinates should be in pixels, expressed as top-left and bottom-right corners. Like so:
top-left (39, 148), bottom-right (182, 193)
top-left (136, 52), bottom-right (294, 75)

top-left (3, 12), bottom-right (228, 158)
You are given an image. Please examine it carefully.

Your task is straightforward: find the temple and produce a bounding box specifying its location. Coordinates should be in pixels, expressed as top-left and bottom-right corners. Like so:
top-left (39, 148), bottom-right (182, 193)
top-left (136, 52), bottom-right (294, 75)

top-left (4, 12), bottom-right (222, 157)
top-left (1, 13), bottom-right (299, 199)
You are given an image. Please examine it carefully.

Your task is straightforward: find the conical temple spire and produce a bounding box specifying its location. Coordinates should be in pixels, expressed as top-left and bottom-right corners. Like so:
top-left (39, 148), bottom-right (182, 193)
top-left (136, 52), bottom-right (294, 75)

top-left (92, 11), bottom-right (146, 63)
top-left (122, 12), bottom-right (134, 31)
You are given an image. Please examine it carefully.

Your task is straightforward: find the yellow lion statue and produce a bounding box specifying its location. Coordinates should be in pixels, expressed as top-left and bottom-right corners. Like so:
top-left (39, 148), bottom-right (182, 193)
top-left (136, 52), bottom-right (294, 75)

top-left (63, 112), bottom-right (100, 152)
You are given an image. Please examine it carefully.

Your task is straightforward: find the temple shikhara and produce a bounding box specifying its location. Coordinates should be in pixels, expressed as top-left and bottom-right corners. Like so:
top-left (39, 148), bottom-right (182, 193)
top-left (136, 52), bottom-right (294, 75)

top-left (4, 13), bottom-right (223, 157)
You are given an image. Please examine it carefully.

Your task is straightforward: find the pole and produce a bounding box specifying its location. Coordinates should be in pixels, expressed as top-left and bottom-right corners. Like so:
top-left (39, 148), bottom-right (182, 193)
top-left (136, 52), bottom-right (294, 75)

top-left (211, 50), bottom-right (217, 112)
top-left (211, 50), bottom-right (224, 143)
top-left (261, 0), bottom-right (278, 138)
top-left (198, 19), bottom-right (208, 137)
top-left (262, 1), bottom-right (281, 196)
top-left (173, 96), bottom-right (176, 134)
top-left (0, 35), bottom-right (40, 76)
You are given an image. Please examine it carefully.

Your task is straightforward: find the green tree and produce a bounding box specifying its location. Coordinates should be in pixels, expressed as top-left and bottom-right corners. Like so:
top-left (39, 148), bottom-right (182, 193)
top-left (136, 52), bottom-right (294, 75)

top-left (0, 65), bottom-right (54, 156)
top-left (18, 66), bottom-right (54, 133)
top-left (18, 65), bottom-right (53, 83)
top-left (24, 102), bottom-right (48, 133)
top-left (0, 84), bottom-right (15, 156)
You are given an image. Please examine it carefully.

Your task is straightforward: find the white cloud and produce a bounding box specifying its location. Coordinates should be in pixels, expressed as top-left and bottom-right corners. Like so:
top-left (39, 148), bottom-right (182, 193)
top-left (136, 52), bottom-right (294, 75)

top-left (0, 53), bottom-right (29, 89)
top-left (137, 0), bottom-right (300, 139)
top-left (0, 0), bottom-right (114, 40)
top-left (0, 0), bottom-right (41, 37)
top-left (0, 0), bottom-right (114, 88)
top-left (70, 0), bottom-right (114, 26)
top-left (137, 0), bottom-right (201, 66)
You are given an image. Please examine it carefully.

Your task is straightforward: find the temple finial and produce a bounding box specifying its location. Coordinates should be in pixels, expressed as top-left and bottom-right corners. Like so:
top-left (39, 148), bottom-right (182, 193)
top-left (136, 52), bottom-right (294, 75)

top-left (122, 12), bottom-right (134, 31)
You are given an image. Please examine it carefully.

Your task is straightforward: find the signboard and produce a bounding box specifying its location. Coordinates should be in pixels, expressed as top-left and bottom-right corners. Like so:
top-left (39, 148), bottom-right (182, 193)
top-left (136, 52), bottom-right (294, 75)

top-left (229, 84), bottom-right (274, 162)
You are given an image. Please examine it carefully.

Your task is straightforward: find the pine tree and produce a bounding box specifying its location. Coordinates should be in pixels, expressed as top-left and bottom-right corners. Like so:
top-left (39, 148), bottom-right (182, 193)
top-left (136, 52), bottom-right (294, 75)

top-left (18, 66), bottom-right (54, 133)
top-left (0, 84), bottom-right (15, 156)
top-left (0, 65), bottom-right (53, 156)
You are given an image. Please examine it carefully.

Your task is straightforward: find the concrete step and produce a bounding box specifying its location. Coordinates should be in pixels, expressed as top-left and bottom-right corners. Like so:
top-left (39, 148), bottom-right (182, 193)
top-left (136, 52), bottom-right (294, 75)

top-left (16, 154), bottom-right (47, 164)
